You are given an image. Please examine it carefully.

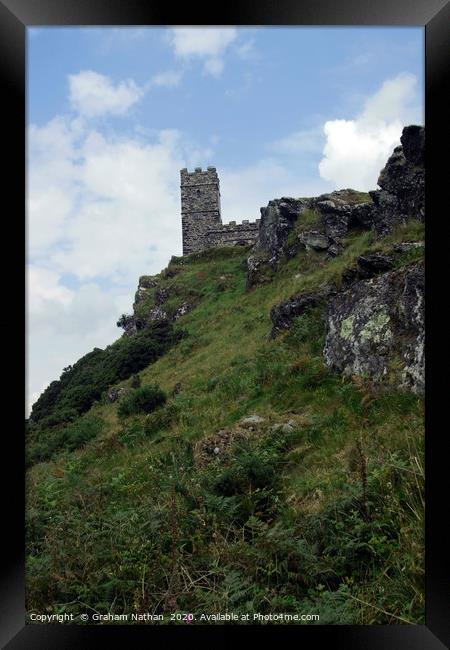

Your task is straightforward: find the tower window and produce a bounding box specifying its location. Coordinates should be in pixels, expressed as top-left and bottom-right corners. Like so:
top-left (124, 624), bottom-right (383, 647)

top-left (196, 189), bottom-right (201, 196)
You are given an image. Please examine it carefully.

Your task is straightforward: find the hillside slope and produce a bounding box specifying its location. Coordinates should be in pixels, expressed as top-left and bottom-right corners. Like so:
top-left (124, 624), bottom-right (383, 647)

top-left (26, 126), bottom-right (425, 625)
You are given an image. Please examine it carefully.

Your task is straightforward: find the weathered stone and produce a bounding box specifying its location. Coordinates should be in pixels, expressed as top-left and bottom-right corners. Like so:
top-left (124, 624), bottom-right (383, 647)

top-left (107, 387), bottom-right (125, 403)
top-left (324, 261), bottom-right (424, 393)
top-left (146, 306), bottom-right (169, 322)
top-left (270, 285), bottom-right (336, 337)
top-left (341, 268), bottom-right (360, 289)
top-left (270, 422), bottom-right (295, 434)
top-left (134, 287), bottom-right (150, 304)
top-left (401, 124), bottom-right (425, 165)
top-left (134, 276), bottom-right (159, 305)
top-left (181, 167), bottom-right (259, 255)
top-left (155, 287), bottom-right (171, 305)
top-left (393, 241), bottom-right (424, 253)
top-left (240, 415), bottom-right (265, 428)
top-left (369, 125), bottom-right (425, 234)
top-left (245, 198), bottom-right (312, 288)
top-left (341, 253), bottom-right (395, 290)
top-left (138, 275), bottom-right (159, 289)
top-left (349, 201), bottom-right (378, 230)
top-left (246, 253), bottom-right (274, 290)
top-left (356, 253), bottom-right (395, 277)
top-left (298, 230), bottom-right (330, 251)
top-left (252, 198), bottom-right (307, 259)
top-left (173, 302), bottom-right (192, 320)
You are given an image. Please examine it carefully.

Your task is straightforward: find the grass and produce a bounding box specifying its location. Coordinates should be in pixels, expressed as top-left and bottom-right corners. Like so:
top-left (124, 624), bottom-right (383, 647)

top-left (26, 222), bottom-right (424, 625)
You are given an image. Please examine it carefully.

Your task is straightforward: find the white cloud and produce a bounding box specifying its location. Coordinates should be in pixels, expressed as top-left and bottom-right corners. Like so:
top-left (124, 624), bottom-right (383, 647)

top-left (26, 266), bottom-right (130, 414)
top-left (28, 187), bottom-right (72, 254)
top-left (318, 72), bottom-right (422, 190)
top-left (150, 70), bottom-right (183, 87)
top-left (361, 72), bottom-right (419, 124)
top-left (26, 83), bottom-right (329, 413)
top-left (27, 116), bottom-right (82, 258)
top-left (68, 70), bottom-right (144, 118)
top-left (203, 58), bottom-right (224, 78)
top-left (169, 27), bottom-right (237, 76)
top-left (28, 266), bottom-right (73, 314)
top-left (236, 38), bottom-right (258, 60)
top-left (27, 101), bottom-right (199, 412)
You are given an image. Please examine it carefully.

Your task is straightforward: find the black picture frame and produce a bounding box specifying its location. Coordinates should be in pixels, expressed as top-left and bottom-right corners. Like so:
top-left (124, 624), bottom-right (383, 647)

top-left (2, 0), bottom-right (448, 647)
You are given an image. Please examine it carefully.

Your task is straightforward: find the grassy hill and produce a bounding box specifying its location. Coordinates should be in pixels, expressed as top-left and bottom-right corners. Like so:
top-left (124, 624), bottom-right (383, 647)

top-left (26, 219), bottom-right (424, 625)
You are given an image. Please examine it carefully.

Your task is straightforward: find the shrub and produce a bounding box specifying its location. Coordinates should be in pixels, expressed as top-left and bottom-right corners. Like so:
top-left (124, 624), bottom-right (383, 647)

top-left (143, 404), bottom-right (175, 437)
top-left (30, 321), bottom-right (182, 427)
top-left (285, 306), bottom-right (326, 354)
top-left (130, 374), bottom-right (141, 389)
top-left (118, 384), bottom-right (167, 418)
top-left (26, 415), bottom-right (104, 464)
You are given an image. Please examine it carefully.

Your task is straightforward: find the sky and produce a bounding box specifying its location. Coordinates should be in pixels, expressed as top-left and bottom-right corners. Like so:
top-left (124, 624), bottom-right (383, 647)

top-left (26, 26), bottom-right (424, 414)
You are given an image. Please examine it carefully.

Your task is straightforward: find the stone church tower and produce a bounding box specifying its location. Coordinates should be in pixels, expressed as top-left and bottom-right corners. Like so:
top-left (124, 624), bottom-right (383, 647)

top-left (180, 166), bottom-right (260, 256)
top-left (180, 167), bottom-right (221, 255)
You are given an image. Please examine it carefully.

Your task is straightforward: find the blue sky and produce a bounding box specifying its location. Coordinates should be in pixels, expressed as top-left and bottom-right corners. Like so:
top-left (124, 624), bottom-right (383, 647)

top-left (26, 26), bottom-right (424, 412)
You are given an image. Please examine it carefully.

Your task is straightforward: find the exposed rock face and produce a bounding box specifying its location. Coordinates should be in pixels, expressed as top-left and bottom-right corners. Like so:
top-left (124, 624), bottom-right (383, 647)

top-left (247, 125), bottom-right (424, 288)
top-left (146, 306), bottom-right (169, 322)
top-left (246, 253), bottom-right (275, 290)
top-left (134, 275), bottom-right (159, 305)
top-left (369, 125), bottom-right (425, 234)
top-left (270, 285), bottom-right (336, 338)
top-left (324, 261), bottom-right (424, 393)
top-left (253, 198), bottom-right (307, 259)
top-left (173, 302), bottom-right (192, 320)
top-left (298, 231), bottom-right (330, 251)
top-left (154, 287), bottom-right (171, 305)
top-left (121, 266), bottom-right (199, 335)
top-left (314, 196), bottom-right (355, 243)
top-left (246, 192), bottom-right (373, 287)
top-left (356, 253), bottom-right (395, 277)
top-left (341, 252), bottom-right (395, 288)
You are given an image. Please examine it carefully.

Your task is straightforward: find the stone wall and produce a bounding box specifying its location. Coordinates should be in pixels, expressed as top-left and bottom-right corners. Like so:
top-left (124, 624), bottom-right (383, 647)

top-left (205, 220), bottom-right (260, 248)
top-left (180, 167), bottom-right (259, 255)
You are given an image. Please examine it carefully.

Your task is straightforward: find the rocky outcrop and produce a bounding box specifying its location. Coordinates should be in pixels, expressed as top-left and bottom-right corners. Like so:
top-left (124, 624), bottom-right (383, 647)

top-left (173, 302), bottom-right (193, 320)
top-left (253, 198), bottom-right (307, 259)
top-left (246, 192), bottom-right (374, 287)
top-left (118, 273), bottom-right (195, 335)
top-left (246, 125), bottom-right (424, 288)
top-left (298, 230), bottom-right (330, 252)
top-left (369, 125), bottom-right (425, 234)
top-left (260, 126), bottom-right (425, 392)
top-left (341, 252), bottom-right (395, 288)
top-left (270, 285), bottom-right (336, 338)
top-left (324, 261), bottom-right (424, 393)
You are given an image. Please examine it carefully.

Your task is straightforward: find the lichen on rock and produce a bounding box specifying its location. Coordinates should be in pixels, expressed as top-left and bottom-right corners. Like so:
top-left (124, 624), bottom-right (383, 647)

top-left (324, 261), bottom-right (424, 393)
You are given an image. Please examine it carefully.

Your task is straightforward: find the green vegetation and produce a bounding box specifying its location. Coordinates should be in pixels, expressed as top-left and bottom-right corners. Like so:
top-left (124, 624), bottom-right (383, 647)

top-left (286, 208), bottom-right (322, 248)
top-left (27, 321), bottom-right (182, 465)
top-left (26, 221), bottom-right (424, 625)
top-left (333, 189), bottom-right (371, 204)
top-left (118, 384), bottom-right (167, 418)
